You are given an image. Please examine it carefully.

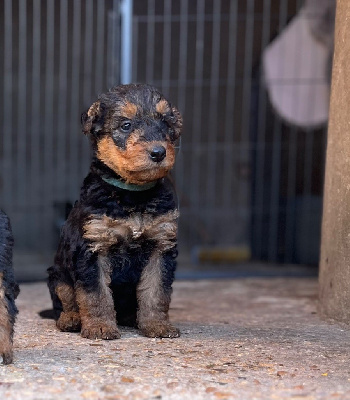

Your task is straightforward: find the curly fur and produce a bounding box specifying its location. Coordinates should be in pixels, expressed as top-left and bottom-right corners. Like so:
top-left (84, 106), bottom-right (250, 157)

top-left (48, 84), bottom-right (182, 339)
top-left (0, 210), bottom-right (19, 364)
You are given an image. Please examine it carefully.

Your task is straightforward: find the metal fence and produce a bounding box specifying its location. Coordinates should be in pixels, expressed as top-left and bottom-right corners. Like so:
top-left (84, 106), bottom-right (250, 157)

top-left (132, 0), bottom-right (329, 264)
top-left (0, 0), bottom-right (330, 267)
top-left (0, 0), bottom-right (120, 253)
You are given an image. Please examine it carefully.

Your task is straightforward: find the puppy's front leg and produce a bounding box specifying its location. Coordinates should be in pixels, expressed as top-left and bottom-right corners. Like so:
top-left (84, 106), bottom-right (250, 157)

top-left (55, 282), bottom-right (81, 332)
top-left (0, 297), bottom-right (13, 365)
top-left (76, 255), bottom-right (120, 340)
top-left (137, 250), bottom-right (180, 338)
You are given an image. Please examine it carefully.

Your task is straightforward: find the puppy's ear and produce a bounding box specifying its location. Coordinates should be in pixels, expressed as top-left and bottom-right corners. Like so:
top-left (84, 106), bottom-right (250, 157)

top-left (169, 106), bottom-right (183, 141)
top-left (81, 101), bottom-right (106, 135)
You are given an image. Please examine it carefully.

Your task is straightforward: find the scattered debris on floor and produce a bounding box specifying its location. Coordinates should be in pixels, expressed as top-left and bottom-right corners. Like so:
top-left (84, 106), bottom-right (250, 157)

top-left (1, 278), bottom-right (350, 399)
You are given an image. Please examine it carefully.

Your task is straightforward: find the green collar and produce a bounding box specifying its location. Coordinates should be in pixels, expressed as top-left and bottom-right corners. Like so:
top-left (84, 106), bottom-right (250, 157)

top-left (102, 176), bottom-right (158, 191)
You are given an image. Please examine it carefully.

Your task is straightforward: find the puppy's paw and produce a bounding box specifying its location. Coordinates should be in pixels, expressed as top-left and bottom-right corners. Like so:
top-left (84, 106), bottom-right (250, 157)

top-left (81, 322), bottom-right (121, 340)
top-left (1, 349), bottom-right (13, 365)
top-left (57, 311), bottom-right (81, 332)
top-left (139, 321), bottom-right (180, 338)
top-left (0, 332), bottom-right (13, 365)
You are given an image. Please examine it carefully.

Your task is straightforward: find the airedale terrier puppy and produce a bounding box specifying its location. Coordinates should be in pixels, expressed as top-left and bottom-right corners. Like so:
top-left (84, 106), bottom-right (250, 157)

top-left (48, 83), bottom-right (182, 339)
top-left (0, 210), bottom-right (19, 364)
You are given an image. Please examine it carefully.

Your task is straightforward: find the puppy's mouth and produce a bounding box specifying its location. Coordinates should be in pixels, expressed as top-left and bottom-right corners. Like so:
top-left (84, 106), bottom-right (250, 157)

top-left (96, 136), bottom-right (176, 184)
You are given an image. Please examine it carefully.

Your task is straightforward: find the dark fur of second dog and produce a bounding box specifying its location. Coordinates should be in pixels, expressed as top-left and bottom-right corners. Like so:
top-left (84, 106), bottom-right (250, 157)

top-left (0, 210), bottom-right (19, 364)
top-left (48, 83), bottom-right (183, 340)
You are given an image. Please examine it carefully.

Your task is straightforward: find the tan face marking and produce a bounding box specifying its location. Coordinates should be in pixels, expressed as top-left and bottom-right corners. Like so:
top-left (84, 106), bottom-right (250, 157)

top-left (120, 102), bottom-right (138, 119)
top-left (156, 99), bottom-right (171, 115)
top-left (96, 133), bottom-right (176, 184)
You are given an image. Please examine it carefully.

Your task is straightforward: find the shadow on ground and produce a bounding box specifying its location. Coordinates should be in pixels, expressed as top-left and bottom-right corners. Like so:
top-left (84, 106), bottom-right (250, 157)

top-left (1, 277), bottom-right (349, 399)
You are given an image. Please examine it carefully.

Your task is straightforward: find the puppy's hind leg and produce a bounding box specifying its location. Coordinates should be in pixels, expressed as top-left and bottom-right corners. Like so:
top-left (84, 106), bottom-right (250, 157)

top-left (48, 266), bottom-right (81, 332)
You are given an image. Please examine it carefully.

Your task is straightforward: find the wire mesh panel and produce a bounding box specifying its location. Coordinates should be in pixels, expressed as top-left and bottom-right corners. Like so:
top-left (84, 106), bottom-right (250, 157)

top-left (0, 0), bottom-right (331, 268)
top-left (0, 0), bottom-right (120, 253)
top-left (133, 0), bottom-right (253, 255)
top-left (132, 0), bottom-right (329, 264)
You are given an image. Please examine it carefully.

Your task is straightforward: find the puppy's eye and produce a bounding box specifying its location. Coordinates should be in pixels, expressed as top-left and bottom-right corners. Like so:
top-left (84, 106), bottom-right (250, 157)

top-left (120, 121), bottom-right (132, 133)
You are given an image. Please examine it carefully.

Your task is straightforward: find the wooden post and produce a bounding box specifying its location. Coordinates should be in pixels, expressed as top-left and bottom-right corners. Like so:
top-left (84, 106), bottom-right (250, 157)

top-left (319, 0), bottom-right (350, 322)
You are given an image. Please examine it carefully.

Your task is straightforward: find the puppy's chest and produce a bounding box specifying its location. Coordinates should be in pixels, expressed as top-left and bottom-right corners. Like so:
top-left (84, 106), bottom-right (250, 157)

top-left (83, 208), bottom-right (179, 255)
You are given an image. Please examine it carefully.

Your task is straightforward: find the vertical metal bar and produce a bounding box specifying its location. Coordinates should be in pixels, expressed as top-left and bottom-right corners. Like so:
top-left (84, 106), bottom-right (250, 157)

top-left (107, 1), bottom-right (114, 87)
top-left (241, 0), bottom-right (254, 142)
top-left (177, 0), bottom-right (188, 112)
top-left (252, 0), bottom-right (271, 257)
top-left (113, 0), bottom-right (120, 85)
top-left (31, 0), bottom-right (41, 248)
top-left (285, 0), bottom-right (304, 262)
top-left (238, 0), bottom-right (255, 253)
top-left (268, 0), bottom-right (289, 262)
top-left (107, 0), bottom-right (120, 87)
top-left (44, 0), bottom-right (55, 250)
top-left (106, 2), bottom-right (113, 87)
top-left (81, 0), bottom-right (94, 178)
top-left (146, 0), bottom-right (155, 82)
top-left (206, 0), bottom-right (221, 211)
top-left (83, 0), bottom-right (93, 104)
top-left (69, 0), bottom-right (81, 198)
top-left (132, 16), bottom-right (139, 82)
top-left (57, 0), bottom-right (68, 198)
top-left (95, 0), bottom-right (105, 93)
top-left (223, 0), bottom-right (238, 210)
top-left (17, 0), bottom-right (27, 244)
top-left (3, 0), bottom-right (13, 210)
top-left (120, 0), bottom-right (133, 84)
top-left (303, 130), bottom-right (314, 209)
top-left (190, 0), bottom-right (205, 215)
top-left (284, 126), bottom-right (297, 262)
top-left (174, 0), bottom-right (188, 198)
top-left (161, 0), bottom-right (172, 95)
top-left (268, 119), bottom-right (282, 262)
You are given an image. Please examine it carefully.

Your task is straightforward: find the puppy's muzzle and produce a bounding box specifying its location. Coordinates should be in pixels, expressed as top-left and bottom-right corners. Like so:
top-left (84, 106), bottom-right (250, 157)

top-left (149, 146), bottom-right (166, 163)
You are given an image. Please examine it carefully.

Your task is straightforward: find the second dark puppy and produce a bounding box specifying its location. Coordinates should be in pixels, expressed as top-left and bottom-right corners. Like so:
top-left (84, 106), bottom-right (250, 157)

top-left (0, 210), bottom-right (19, 364)
top-left (48, 84), bottom-right (182, 339)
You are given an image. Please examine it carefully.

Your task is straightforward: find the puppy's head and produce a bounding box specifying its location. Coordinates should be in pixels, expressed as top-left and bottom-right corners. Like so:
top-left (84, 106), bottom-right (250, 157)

top-left (81, 84), bottom-right (182, 185)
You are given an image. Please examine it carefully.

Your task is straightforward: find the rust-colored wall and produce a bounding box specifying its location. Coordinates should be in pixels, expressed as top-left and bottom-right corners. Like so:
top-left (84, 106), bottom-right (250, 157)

top-left (319, 0), bottom-right (350, 322)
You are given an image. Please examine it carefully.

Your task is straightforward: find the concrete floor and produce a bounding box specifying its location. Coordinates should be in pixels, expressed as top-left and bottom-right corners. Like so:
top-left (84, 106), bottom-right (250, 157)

top-left (1, 277), bottom-right (350, 399)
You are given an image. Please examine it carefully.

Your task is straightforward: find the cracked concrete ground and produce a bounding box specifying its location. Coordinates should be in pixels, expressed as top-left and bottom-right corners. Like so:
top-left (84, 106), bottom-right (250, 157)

top-left (1, 277), bottom-right (350, 400)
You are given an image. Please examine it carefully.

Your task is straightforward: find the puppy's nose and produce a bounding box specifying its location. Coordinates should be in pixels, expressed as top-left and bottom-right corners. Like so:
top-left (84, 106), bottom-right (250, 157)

top-left (149, 146), bottom-right (166, 162)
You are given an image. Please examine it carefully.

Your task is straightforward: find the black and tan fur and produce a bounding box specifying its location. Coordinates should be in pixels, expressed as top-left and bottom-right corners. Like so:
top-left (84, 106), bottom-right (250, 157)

top-left (48, 84), bottom-right (182, 339)
top-left (0, 211), bottom-right (19, 364)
